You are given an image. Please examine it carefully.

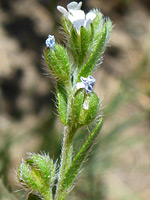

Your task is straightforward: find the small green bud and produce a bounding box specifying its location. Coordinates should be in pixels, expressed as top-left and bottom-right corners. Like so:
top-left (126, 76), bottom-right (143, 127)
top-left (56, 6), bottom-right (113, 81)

top-left (18, 153), bottom-right (56, 199)
top-left (69, 25), bottom-right (95, 65)
top-left (79, 92), bottom-right (99, 125)
top-left (73, 90), bottom-right (85, 123)
top-left (18, 160), bottom-right (38, 191)
top-left (45, 44), bottom-right (71, 84)
top-left (26, 153), bottom-right (55, 185)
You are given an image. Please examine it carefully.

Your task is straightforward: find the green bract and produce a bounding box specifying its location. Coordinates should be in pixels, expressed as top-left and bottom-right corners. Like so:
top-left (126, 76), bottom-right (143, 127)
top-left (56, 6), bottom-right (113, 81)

top-left (18, 1), bottom-right (112, 200)
top-left (79, 92), bottom-right (100, 125)
top-left (18, 154), bottom-right (56, 200)
top-left (45, 44), bottom-right (71, 84)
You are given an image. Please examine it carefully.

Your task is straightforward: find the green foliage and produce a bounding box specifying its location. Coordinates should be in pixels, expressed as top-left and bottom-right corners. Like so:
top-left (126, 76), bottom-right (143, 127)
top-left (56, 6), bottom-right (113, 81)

top-left (57, 81), bottom-right (68, 125)
top-left (18, 161), bottom-right (38, 191)
top-left (45, 45), bottom-right (71, 84)
top-left (73, 90), bottom-right (85, 123)
top-left (61, 15), bottom-right (72, 35)
top-left (26, 153), bottom-right (55, 185)
top-left (80, 27), bottom-right (90, 58)
top-left (18, 154), bottom-right (56, 200)
top-left (79, 92), bottom-right (100, 125)
top-left (78, 19), bottom-right (112, 80)
top-left (17, 2), bottom-right (112, 200)
top-left (69, 26), bottom-right (93, 65)
top-left (69, 27), bottom-right (81, 64)
top-left (62, 118), bottom-right (103, 190)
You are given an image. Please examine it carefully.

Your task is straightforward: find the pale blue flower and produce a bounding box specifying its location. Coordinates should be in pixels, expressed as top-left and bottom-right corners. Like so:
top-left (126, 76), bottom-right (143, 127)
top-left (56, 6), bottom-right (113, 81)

top-left (57, 1), bottom-right (96, 33)
top-left (76, 75), bottom-right (96, 93)
top-left (45, 35), bottom-right (55, 49)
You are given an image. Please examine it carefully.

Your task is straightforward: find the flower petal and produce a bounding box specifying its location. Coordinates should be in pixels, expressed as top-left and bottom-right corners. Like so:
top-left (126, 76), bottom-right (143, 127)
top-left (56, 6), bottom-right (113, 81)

top-left (69, 10), bottom-right (85, 21)
top-left (72, 19), bottom-right (85, 32)
top-left (45, 35), bottom-right (55, 49)
top-left (76, 2), bottom-right (82, 10)
top-left (76, 82), bottom-right (85, 90)
top-left (67, 1), bottom-right (82, 11)
top-left (80, 76), bottom-right (96, 93)
top-left (57, 6), bottom-right (68, 14)
top-left (84, 11), bottom-right (96, 28)
top-left (68, 10), bottom-right (85, 32)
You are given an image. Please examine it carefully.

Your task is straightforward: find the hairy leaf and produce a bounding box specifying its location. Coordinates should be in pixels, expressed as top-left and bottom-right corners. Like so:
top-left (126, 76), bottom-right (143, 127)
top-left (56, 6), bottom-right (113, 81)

top-left (57, 81), bottom-right (68, 125)
top-left (62, 118), bottom-right (103, 189)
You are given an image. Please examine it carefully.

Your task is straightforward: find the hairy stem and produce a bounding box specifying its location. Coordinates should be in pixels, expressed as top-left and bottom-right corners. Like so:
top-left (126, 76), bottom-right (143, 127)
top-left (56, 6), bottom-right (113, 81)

top-left (54, 126), bottom-right (73, 200)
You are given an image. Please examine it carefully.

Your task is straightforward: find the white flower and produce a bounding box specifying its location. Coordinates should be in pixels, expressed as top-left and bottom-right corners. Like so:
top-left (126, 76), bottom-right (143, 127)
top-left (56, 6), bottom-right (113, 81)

top-left (45, 35), bottom-right (55, 49)
top-left (57, 1), bottom-right (96, 33)
top-left (76, 75), bottom-right (96, 93)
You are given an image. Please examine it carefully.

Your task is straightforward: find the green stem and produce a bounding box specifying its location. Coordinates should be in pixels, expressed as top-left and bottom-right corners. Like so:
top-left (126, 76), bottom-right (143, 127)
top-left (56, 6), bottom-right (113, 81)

top-left (54, 126), bottom-right (73, 200)
top-left (55, 77), bottom-right (77, 200)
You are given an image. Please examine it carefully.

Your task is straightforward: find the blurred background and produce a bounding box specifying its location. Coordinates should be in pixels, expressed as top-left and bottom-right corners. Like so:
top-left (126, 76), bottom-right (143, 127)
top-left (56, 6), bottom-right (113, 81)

top-left (0, 0), bottom-right (150, 199)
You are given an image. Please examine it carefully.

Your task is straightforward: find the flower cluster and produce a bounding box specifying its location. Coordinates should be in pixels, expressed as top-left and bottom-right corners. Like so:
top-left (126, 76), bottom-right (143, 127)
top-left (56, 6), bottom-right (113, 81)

top-left (57, 1), bottom-right (96, 33)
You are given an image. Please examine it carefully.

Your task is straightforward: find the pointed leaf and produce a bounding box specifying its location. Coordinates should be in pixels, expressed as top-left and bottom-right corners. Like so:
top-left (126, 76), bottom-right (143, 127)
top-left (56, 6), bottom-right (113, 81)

top-left (62, 118), bottom-right (103, 189)
top-left (45, 45), bottom-right (71, 83)
top-left (45, 47), bottom-right (63, 81)
top-left (54, 44), bottom-right (71, 81)
top-left (80, 26), bottom-right (90, 59)
top-left (26, 153), bottom-right (55, 185)
top-left (78, 26), bottom-right (107, 80)
top-left (78, 19), bottom-right (112, 80)
top-left (57, 81), bottom-right (67, 125)
top-left (69, 27), bottom-right (81, 63)
top-left (73, 91), bottom-right (85, 123)
top-left (79, 92), bottom-right (100, 125)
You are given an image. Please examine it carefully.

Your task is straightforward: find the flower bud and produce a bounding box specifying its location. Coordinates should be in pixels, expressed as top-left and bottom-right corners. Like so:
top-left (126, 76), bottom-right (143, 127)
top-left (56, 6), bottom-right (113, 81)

top-left (45, 44), bottom-right (71, 84)
top-left (18, 153), bottom-right (56, 199)
top-left (73, 90), bottom-right (85, 123)
top-left (18, 160), bottom-right (38, 191)
top-left (79, 92), bottom-right (99, 125)
top-left (45, 35), bottom-right (55, 49)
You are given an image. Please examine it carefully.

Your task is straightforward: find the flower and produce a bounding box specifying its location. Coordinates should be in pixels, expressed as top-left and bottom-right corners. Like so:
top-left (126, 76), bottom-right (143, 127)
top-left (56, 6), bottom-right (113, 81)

top-left (76, 75), bottom-right (96, 93)
top-left (57, 1), bottom-right (96, 33)
top-left (45, 35), bottom-right (55, 49)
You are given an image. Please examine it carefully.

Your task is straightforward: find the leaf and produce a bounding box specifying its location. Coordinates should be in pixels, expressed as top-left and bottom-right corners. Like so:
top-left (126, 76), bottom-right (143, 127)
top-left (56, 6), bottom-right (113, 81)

top-left (62, 118), bottom-right (103, 189)
top-left (61, 15), bottom-right (72, 35)
top-left (18, 161), bottom-right (38, 190)
top-left (69, 27), bottom-right (81, 64)
top-left (79, 92), bottom-right (100, 125)
top-left (77, 26), bottom-right (107, 80)
top-left (80, 26), bottom-right (90, 59)
top-left (45, 48), bottom-right (62, 76)
top-left (73, 91), bottom-right (85, 123)
top-left (54, 44), bottom-right (71, 81)
top-left (26, 153), bottom-right (56, 185)
top-left (78, 20), bottom-right (112, 80)
top-left (57, 81), bottom-right (68, 125)
top-left (45, 45), bottom-right (71, 83)
top-left (92, 10), bottom-right (103, 34)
